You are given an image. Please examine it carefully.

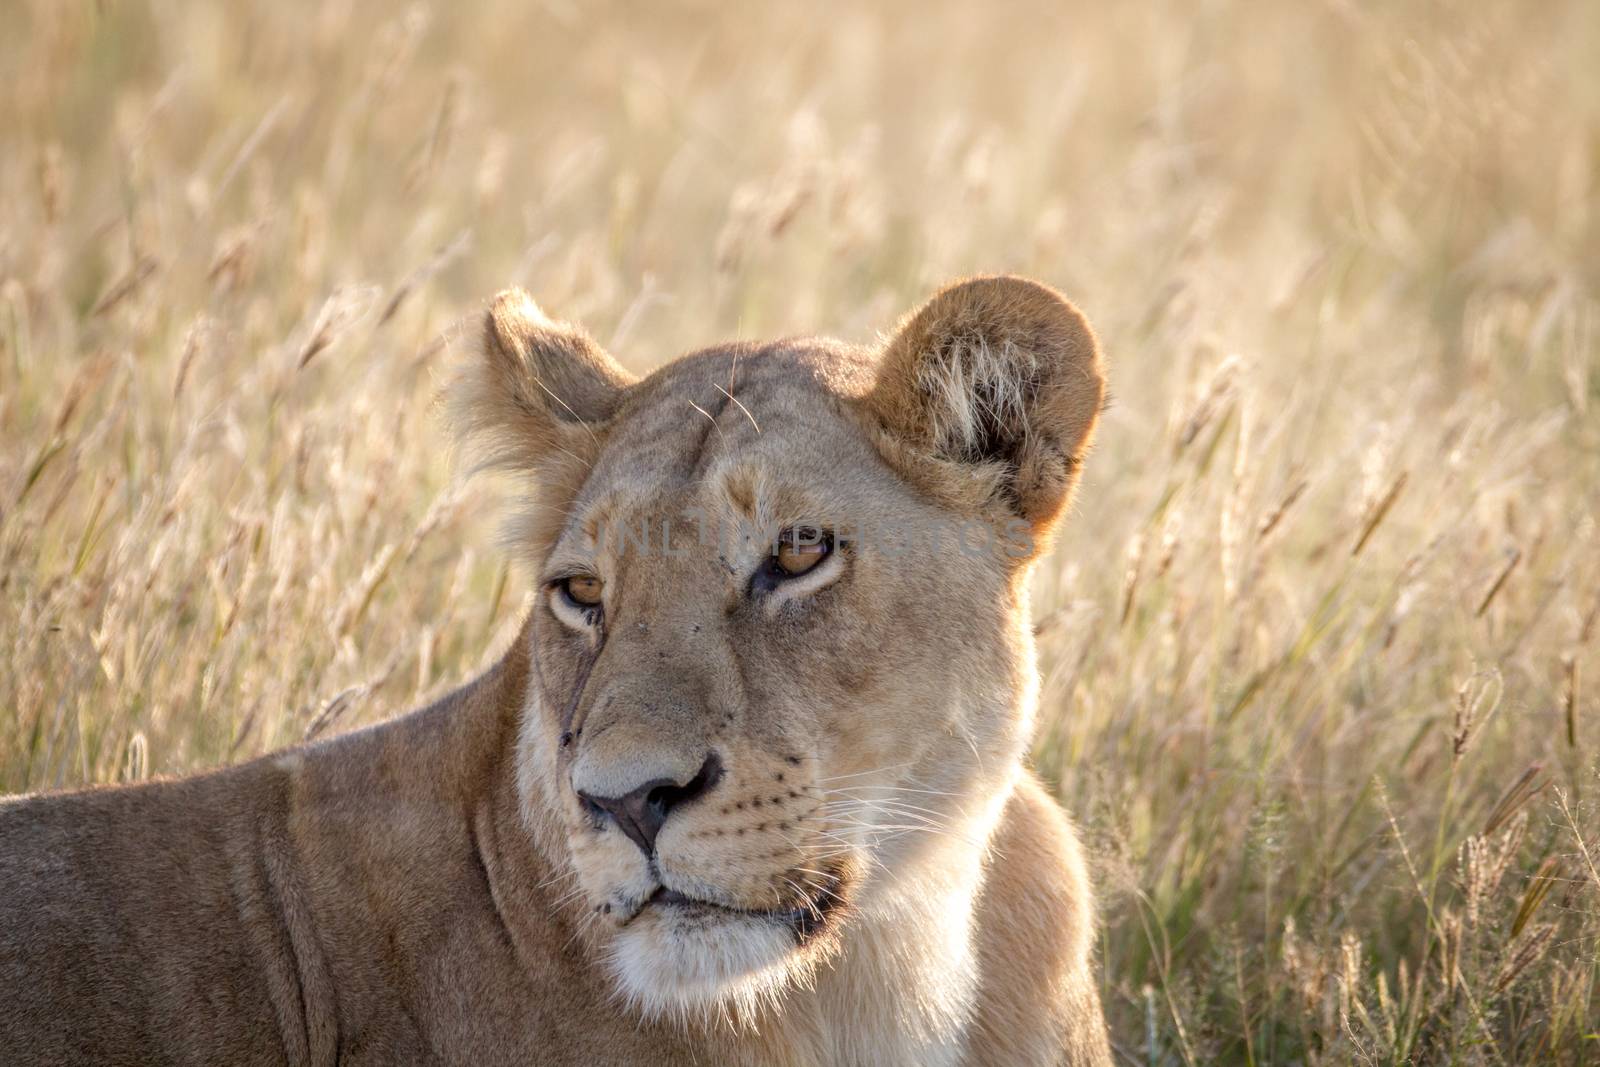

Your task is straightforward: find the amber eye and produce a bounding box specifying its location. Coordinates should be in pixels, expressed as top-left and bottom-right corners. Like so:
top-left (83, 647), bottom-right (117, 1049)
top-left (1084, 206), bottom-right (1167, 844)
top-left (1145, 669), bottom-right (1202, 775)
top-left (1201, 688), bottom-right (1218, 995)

top-left (773, 528), bottom-right (831, 577)
top-left (562, 575), bottom-right (604, 607)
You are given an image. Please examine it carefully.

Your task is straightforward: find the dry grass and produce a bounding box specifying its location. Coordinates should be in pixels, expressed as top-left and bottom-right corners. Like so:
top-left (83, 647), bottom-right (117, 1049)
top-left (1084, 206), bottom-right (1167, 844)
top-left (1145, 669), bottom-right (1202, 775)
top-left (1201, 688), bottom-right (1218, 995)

top-left (3, 1), bottom-right (1598, 1062)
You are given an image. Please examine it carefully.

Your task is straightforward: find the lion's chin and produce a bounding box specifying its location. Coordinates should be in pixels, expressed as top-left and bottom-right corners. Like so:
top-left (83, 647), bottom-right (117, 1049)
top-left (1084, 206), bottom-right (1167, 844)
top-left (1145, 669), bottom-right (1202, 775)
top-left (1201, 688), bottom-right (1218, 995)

top-left (606, 900), bottom-right (832, 1025)
top-left (598, 864), bottom-right (852, 1025)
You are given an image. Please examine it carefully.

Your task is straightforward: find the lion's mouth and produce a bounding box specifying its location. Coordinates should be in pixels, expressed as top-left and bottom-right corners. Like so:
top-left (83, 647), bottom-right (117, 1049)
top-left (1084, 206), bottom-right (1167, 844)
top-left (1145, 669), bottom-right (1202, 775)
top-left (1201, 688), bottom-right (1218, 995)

top-left (646, 872), bottom-right (845, 942)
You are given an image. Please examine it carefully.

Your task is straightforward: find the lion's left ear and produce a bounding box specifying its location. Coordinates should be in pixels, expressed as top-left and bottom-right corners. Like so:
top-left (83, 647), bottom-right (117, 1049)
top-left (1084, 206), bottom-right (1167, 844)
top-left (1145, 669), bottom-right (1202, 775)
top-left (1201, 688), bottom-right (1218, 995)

top-left (865, 275), bottom-right (1106, 534)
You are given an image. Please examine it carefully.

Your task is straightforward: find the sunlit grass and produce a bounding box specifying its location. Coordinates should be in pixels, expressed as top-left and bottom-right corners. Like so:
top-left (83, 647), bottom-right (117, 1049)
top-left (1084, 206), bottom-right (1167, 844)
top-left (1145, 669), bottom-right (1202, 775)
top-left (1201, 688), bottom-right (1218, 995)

top-left (2, 1), bottom-right (1597, 1061)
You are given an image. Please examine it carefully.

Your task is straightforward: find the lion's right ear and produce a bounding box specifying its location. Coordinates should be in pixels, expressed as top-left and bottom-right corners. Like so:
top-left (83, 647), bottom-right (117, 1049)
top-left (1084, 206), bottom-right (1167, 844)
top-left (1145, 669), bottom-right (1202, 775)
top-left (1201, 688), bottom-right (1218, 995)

top-left (448, 289), bottom-right (635, 474)
top-left (863, 275), bottom-right (1105, 543)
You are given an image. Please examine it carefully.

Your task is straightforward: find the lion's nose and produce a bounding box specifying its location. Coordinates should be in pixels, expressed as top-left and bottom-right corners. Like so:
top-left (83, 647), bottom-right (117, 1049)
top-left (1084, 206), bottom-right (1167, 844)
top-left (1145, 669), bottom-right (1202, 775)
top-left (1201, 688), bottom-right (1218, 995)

top-left (577, 752), bottom-right (723, 855)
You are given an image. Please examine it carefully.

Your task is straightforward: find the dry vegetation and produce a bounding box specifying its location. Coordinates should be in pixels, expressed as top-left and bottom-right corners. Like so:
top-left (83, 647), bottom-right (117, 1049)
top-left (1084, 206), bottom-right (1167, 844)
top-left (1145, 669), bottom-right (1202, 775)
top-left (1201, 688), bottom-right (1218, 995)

top-left (3, 1), bottom-right (1598, 1062)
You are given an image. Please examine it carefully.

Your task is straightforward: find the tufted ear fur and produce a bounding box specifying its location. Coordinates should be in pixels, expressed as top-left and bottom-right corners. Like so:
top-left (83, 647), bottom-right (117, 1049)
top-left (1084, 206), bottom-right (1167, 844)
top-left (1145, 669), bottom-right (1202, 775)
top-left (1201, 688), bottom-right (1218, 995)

top-left (448, 288), bottom-right (635, 475)
top-left (865, 275), bottom-right (1106, 537)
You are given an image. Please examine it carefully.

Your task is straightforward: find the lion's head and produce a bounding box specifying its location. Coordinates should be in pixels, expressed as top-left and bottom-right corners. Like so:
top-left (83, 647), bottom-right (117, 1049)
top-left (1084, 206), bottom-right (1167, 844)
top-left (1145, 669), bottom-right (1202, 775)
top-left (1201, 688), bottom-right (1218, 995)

top-left (451, 276), bottom-right (1104, 1023)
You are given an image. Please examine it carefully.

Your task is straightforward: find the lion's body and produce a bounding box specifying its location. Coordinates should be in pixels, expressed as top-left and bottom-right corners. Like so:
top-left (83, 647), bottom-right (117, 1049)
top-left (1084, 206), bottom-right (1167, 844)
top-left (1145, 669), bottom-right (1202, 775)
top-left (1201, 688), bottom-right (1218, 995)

top-left (1, 276), bottom-right (1113, 1065)
top-left (1, 652), bottom-right (687, 1066)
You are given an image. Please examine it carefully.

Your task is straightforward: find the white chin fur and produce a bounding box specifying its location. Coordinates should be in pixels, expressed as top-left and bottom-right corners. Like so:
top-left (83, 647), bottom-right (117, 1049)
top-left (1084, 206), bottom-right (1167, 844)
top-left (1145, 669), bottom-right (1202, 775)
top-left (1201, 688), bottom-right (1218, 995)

top-left (607, 909), bottom-right (807, 1026)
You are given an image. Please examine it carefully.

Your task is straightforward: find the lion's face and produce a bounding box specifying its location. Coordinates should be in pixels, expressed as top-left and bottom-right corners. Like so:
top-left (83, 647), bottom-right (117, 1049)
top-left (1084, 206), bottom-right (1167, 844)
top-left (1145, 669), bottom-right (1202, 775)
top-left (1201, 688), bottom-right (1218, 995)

top-left (524, 347), bottom-right (1034, 1020)
top-left (454, 277), bottom-right (1104, 1022)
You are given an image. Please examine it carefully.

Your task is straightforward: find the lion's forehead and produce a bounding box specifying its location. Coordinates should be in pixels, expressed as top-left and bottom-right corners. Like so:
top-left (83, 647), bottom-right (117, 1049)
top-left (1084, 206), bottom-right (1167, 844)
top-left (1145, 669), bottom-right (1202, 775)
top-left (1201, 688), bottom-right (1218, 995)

top-left (574, 341), bottom-right (884, 529)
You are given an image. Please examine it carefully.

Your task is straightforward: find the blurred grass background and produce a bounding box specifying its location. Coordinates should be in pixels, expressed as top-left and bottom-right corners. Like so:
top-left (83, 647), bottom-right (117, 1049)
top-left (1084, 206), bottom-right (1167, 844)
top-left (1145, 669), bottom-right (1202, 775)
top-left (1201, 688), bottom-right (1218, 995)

top-left (2, 1), bottom-right (1598, 1062)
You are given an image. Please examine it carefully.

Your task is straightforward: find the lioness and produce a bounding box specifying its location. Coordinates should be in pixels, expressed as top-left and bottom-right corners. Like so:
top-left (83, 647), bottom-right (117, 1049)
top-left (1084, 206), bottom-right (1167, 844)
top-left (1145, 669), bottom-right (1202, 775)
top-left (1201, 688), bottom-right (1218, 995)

top-left (0, 276), bottom-right (1111, 1066)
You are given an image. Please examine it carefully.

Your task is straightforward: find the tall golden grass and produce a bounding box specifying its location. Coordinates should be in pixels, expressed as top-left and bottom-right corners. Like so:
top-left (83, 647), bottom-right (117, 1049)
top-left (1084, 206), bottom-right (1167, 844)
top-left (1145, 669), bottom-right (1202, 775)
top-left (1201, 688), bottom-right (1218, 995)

top-left (3, 1), bottom-right (1597, 1061)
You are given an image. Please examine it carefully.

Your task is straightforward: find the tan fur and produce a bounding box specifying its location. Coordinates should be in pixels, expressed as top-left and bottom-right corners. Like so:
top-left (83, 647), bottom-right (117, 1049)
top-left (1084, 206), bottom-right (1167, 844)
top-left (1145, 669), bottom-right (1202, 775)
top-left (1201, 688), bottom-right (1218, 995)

top-left (1, 276), bottom-right (1111, 1066)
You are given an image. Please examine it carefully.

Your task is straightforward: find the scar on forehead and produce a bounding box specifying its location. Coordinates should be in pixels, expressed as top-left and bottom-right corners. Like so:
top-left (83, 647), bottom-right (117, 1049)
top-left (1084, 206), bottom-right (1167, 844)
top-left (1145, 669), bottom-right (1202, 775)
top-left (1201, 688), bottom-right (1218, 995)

top-left (722, 467), bottom-right (758, 518)
top-left (712, 464), bottom-right (830, 536)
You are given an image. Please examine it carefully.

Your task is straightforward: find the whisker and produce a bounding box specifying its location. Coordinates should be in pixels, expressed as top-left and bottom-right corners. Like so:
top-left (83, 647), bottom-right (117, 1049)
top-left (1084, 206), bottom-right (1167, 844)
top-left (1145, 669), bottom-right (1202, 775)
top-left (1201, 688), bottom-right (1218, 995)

top-left (820, 785), bottom-right (963, 799)
top-left (813, 763), bottom-right (916, 784)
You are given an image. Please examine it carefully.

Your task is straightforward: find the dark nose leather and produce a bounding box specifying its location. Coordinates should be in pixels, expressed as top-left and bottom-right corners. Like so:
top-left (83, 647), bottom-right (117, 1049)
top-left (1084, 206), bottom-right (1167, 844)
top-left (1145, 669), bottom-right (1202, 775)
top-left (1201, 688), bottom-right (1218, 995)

top-left (577, 752), bottom-right (723, 855)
